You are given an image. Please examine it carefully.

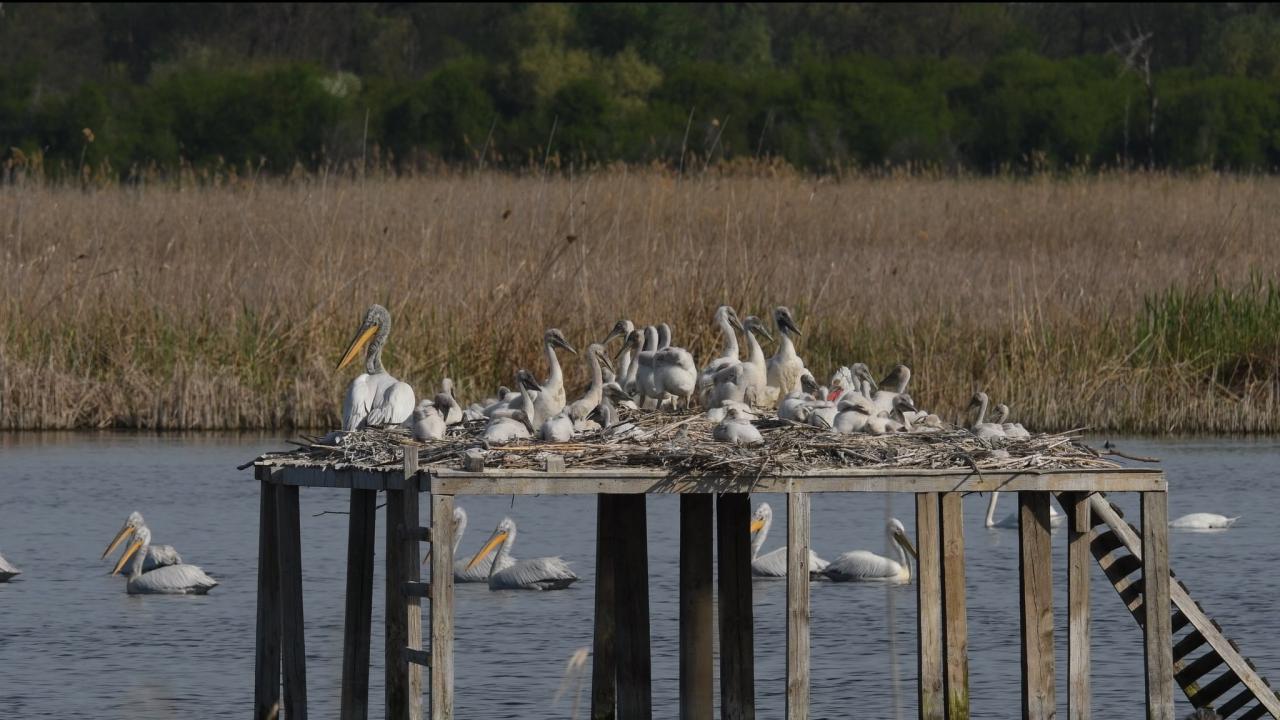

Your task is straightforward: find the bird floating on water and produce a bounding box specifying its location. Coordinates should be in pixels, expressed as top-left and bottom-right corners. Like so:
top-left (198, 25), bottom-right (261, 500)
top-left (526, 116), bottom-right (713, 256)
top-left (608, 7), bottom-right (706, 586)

top-left (467, 517), bottom-right (578, 591)
top-left (823, 518), bottom-right (918, 583)
top-left (0, 552), bottom-right (20, 582)
top-left (102, 512), bottom-right (184, 573)
top-left (748, 502), bottom-right (829, 578)
top-left (112, 524), bottom-right (218, 595)
top-left (1170, 513), bottom-right (1239, 530)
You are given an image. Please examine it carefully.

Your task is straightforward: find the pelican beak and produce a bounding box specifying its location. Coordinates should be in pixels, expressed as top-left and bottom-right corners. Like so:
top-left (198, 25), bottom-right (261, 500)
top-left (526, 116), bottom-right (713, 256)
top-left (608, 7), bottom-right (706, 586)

top-left (337, 322), bottom-right (379, 370)
top-left (729, 312), bottom-right (744, 333)
top-left (781, 313), bottom-right (803, 337)
top-left (552, 334), bottom-right (578, 354)
top-left (755, 323), bottom-right (773, 342)
top-left (895, 529), bottom-right (919, 561)
top-left (101, 524), bottom-right (135, 560)
top-left (112, 538), bottom-right (145, 575)
top-left (604, 324), bottom-right (625, 344)
top-left (749, 518), bottom-right (765, 533)
top-left (465, 530), bottom-right (508, 571)
top-left (513, 410), bottom-right (534, 434)
top-left (598, 350), bottom-right (615, 374)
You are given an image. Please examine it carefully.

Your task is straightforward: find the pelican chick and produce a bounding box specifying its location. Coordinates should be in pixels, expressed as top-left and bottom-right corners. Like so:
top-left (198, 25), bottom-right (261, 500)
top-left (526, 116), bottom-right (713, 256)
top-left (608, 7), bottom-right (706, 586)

top-left (823, 518), bottom-right (917, 583)
top-left (468, 517), bottom-right (578, 591)
top-left (740, 315), bottom-right (772, 406)
top-left (872, 365), bottom-right (912, 414)
top-left (534, 328), bottom-right (578, 420)
top-left (990, 403), bottom-right (1031, 438)
top-left (698, 305), bottom-right (744, 401)
top-left (337, 304), bottom-right (416, 429)
top-left (485, 370), bottom-right (539, 444)
top-left (967, 392), bottom-right (1006, 440)
top-left (410, 400), bottom-right (447, 441)
top-left (102, 512), bottom-right (184, 573)
top-left (713, 406), bottom-right (763, 446)
top-left (749, 502), bottom-right (829, 578)
top-left (778, 374), bottom-right (821, 422)
top-left (438, 379), bottom-right (464, 425)
top-left (113, 525), bottom-right (217, 595)
top-left (765, 306), bottom-right (809, 407)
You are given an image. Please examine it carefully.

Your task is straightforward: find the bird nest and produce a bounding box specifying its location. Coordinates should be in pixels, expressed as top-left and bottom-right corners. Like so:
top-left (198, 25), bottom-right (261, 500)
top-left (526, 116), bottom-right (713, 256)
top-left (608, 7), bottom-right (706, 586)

top-left (253, 409), bottom-right (1119, 478)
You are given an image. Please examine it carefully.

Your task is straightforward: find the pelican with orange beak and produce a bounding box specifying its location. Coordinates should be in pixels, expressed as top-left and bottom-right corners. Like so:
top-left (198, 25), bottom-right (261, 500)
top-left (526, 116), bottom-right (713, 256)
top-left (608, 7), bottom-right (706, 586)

top-left (112, 524), bottom-right (218, 595)
top-left (466, 517), bottom-right (578, 591)
top-left (101, 511), bottom-right (184, 573)
top-left (337, 304), bottom-right (416, 430)
top-left (748, 502), bottom-right (830, 578)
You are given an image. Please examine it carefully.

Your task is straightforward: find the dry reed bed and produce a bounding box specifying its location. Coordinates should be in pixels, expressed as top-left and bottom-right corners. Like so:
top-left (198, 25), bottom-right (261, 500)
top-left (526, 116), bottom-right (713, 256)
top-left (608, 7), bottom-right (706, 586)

top-left (3, 170), bottom-right (1279, 432)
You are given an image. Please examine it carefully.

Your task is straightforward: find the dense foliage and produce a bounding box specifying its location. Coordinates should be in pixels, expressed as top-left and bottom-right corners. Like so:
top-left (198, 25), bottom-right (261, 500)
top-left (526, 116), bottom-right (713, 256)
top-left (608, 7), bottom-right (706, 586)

top-left (5, 3), bottom-right (1280, 176)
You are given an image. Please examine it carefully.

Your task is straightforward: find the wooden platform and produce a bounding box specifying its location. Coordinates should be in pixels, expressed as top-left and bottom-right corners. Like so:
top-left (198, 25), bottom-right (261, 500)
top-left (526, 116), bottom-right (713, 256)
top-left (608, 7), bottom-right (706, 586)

top-left (251, 459), bottom-right (1173, 720)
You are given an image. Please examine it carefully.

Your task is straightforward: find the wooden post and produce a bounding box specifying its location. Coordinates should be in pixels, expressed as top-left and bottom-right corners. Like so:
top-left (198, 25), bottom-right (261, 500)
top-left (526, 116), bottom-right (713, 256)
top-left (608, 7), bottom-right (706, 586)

top-left (430, 493), bottom-right (455, 720)
top-left (1018, 492), bottom-right (1055, 720)
top-left (386, 452), bottom-right (423, 720)
top-left (277, 483), bottom-right (309, 719)
top-left (615, 495), bottom-right (653, 720)
top-left (786, 493), bottom-right (811, 720)
top-left (939, 493), bottom-right (969, 720)
top-left (1142, 492), bottom-right (1173, 720)
top-left (679, 494), bottom-right (714, 720)
top-left (254, 471), bottom-right (282, 720)
top-left (340, 488), bottom-right (379, 720)
top-left (1066, 493), bottom-right (1092, 720)
top-left (917, 493), bottom-right (945, 720)
top-left (717, 493), bottom-right (755, 720)
top-left (592, 495), bottom-right (619, 720)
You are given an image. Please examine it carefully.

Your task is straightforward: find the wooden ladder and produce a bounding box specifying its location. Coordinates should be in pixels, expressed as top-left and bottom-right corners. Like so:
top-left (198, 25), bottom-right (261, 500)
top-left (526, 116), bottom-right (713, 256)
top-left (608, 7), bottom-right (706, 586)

top-left (1083, 494), bottom-right (1280, 719)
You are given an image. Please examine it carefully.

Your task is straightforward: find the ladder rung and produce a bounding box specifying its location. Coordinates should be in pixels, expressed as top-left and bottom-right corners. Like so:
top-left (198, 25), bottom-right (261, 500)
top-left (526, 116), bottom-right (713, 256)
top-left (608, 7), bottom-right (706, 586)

top-left (1218, 686), bottom-right (1258, 717)
top-left (402, 581), bottom-right (432, 598)
top-left (1176, 651), bottom-right (1225, 686)
top-left (1238, 702), bottom-right (1271, 720)
top-left (404, 647), bottom-right (430, 667)
top-left (1174, 631), bottom-right (1208, 662)
top-left (1193, 671), bottom-right (1243, 706)
top-left (1173, 610), bottom-right (1190, 633)
top-left (1117, 576), bottom-right (1143, 610)
top-left (1100, 552), bottom-right (1142, 578)
top-left (399, 525), bottom-right (431, 543)
top-left (1090, 530), bottom-right (1126, 558)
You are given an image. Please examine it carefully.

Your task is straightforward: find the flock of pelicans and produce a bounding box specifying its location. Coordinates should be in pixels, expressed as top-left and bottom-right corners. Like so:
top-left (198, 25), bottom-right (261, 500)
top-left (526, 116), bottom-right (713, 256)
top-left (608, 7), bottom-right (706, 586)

top-left (0, 303), bottom-right (1241, 593)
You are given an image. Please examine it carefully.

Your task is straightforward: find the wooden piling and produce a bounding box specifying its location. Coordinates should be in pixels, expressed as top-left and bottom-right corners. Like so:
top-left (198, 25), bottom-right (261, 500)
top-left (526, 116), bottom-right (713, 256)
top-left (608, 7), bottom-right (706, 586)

top-left (340, 487), bottom-right (378, 720)
top-left (917, 493), bottom-right (945, 720)
top-left (615, 495), bottom-right (653, 720)
top-left (254, 471), bottom-right (282, 720)
top-left (939, 493), bottom-right (969, 720)
top-left (717, 493), bottom-right (755, 720)
top-left (786, 493), bottom-right (811, 720)
top-left (591, 495), bottom-right (619, 720)
top-left (1066, 493), bottom-right (1092, 720)
top-left (277, 482), bottom-right (309, 719)
top-left (1018, 492), bottom-right (1055, 719)
top-left (1141, 492), bottom-right (1174, 720)
top-left (430, 493), bottom-right (456, 720)
top-left (386, 452), bottom-right (423, 720)
top-left (679, 494), bottom-right (714, 720)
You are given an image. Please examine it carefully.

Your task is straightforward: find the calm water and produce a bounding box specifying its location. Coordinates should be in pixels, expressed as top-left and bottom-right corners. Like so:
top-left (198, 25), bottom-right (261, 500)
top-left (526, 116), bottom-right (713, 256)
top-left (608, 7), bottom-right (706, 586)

top-left (0, 434), bottom-right (1276, 718)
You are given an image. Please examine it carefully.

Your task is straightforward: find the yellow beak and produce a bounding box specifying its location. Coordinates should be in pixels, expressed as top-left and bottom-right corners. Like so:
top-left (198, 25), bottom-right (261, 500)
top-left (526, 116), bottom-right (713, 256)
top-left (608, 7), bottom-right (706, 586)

top-left (750, 519), bottom-right (765, 533)
top-left (113, 538), bottom-right (145, 575)
top-left (337, 323), bottom-right (379, 371)
top-left (465, 531), bottom-right (508, 571)
top-left (895, 530), bottom-right (919, 560)
top-left (102, 525), bottom-right (135, 560)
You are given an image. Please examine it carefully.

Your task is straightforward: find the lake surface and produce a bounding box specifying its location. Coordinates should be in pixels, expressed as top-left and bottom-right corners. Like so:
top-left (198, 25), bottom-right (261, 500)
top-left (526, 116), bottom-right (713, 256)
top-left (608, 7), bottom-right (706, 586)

top-left (1, 434), bottom-right (1276, 718)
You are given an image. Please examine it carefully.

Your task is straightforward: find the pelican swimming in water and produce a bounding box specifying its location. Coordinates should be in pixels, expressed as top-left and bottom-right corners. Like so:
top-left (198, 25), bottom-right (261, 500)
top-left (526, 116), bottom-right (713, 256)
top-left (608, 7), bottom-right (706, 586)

top-left (424, 507), bottom-right (519, 582)
top-left (749, 502), bottom-right (829, 578)
top-left (823, 518), bottom-right (918, 583)
top-left (467, 517), bottom-right (578, 591)
top-left (984, 491), bottom-right (1064, 529)
top-left (1170, 513), bottom-right (1240, 529)
top-left (0, 552), bottom-right (20, 581)
top-left (102, 512), bottom-right (184, 573)
top-left (338, 304), bottom-right (416, 430)
top-left (765, 306), bottom-right (808, 407)
top-left (113, 525), bottom-right (217, 595)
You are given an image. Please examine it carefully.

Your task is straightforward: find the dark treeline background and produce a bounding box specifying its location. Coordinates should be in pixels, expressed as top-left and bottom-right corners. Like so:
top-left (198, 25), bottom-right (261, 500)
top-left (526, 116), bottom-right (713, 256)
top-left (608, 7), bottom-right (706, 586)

top-left (5, 2), bottom-right (1280, 176)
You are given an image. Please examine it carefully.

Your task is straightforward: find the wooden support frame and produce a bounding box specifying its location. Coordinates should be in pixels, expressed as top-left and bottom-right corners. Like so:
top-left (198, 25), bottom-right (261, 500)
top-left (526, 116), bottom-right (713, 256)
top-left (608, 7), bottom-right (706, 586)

top-left (1018, 492), bottom-right (1055, 720)
top-left (277, 483), bottom-right (309, 719)
top-left (717, 493), bottom-right (755, 720)
top-left (1141, 492), bottom-right (1174, 720)
top-left (254, 471), bottom-right (282, 720)
top-left (592, 495), bottom-right (620, 720)
top-left (386, 453), bottom-right (423, 720)
top-left (786, 493), bottom-right (811, 720)
top-left (917, 493), bottom-right (945, 720)
top-left (615, 495), bottom-right (653, 719)
top-left (939, 493), bottom-right (969, 720)
top-left (1066, 493), bottom-right (1092, 720)
top-left (430, 493), bottom-right (456, 720)
top-left (340, 488), bottom-right (379, 720)
top-left (679, 495), bottom-right (714, 720)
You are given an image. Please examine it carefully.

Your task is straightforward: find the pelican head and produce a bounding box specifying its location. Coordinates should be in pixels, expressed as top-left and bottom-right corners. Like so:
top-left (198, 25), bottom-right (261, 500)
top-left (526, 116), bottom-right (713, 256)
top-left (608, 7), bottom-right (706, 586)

top-left (888, 518), bottom-right (918, 560)
top-left (112, 524), bottom-right (152, 575)
top-left (337, 304), bottom-right (392, 372)
top-left (850, 363), bottom-right (878, 390)
top-left (466, 516), bottom-right (516, 571)
top-left (800, 372), bottom-right (820, 396)
top-left (587, 343), bottom-right (614, 374)
top-left (517, 369), bottom-right (542, 393)
top-left (615, 329), bottom-right (643, 362)
top-left (967, 392), bottom-right (990, 411)
top-left (893, 393), bottom-right (918, 414)
top-left (773, 306), bottom-right (802, 337)
top-left (743, 314), bottom-right (772, 342)
top-left (881, 364), bottom-right (911, 393)
top-left (992, 403), bottom-right (1010, 424)
top-left (545, 328), bottom-right (578, 355)
top-left (750, 502), bottom-right (772, 534)
top-left (433, 391), bottom-right (458, 414)
top-left (715, 304), bottom-right (744, 332)
top-left (102, 511), bottom-right (145, 560)
top-left (441, 378), bottom-right (457, 397)
top-left (604, 319), bottom-right (634, 345)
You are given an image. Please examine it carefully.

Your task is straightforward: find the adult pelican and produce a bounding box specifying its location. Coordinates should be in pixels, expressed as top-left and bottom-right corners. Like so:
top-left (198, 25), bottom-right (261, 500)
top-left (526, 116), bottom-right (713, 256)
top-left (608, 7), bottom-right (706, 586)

top-left (1170, 513), bottom-right (1240, 529)
top-left (822, 518), bottom-right (918, 583)
top-left (424, 506), bottom-right (519, 582)
top-left (467, 517), bottom-right (578, 591)
top-left (984, 491), bottom-right (1064, 529)
top-left (113, 525), bottom-right (218, 595)
top-left (337, 304), bottom-right (415, 430)
top-left (102, 512), bottom-right (184, 573)
top-left (749, 502), bottom-right (829, 578)
top-left (0, 552), bottom-right (20, 581)
top-left (765, 306), bottom-right (808, 406)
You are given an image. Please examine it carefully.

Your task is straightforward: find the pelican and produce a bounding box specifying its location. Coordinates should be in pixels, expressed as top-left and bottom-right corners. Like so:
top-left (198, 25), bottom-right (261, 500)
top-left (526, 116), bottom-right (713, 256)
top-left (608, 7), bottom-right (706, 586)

top-left (604, 320), bottom-right (636, 389)
top-left (823, 518), bottom-right (918, 583)
top-left (565, 344), bottom-right (615, 424)
top-left (967, 392), bottom-right (1006, 440)
top-left (615, 329), bottom-right (644, 399)
top-left (650, 339), bottom-right (698, 410)
top-left (338, 304), bottom-right (416, 430)
top-left (749, 503), bottom-right (829, 578)
top-left (409, 399), bottom-right (447, 441)
top-left (1170, 513), bottom-right (1240, 529)
top-left (438, 379), bottom-right (464, 425)
top-left (0, 552), bottom-right (20, 581)
top-left (113, 525), bottom-right (217, 595)
top-left (633, 326), bottom-right (660, 408)
top-left (698, 305), bottom-right (744, 400)
top-left (832, 396), bottom-right (883, 434)
top-left (709, 363), bottom-right (750, 408)
top-left (872, 365), bottom-right (912, 414)
top-left (713, 406), bottom-right (763, 446)
top-left (425, 507), bottom-right (519, 582)
top-left (740, 315), bottom-right (772, 406)
top-left (102, 512), bottom-right (184, 573)
top-left (765, 306), bottom-right (808, 406)
top-left (778, 373), bottom-right (820, 422)
top-left (484, 370), bottom-right (539, 444)
top-left (990, 403), bottom-right (1031, 438)
top-left (984, 491), bottom-right (1064, 529)
top-left (534, 328), bottom-right (578, 421)
top-left (467, 517), bottom-right (578, 591)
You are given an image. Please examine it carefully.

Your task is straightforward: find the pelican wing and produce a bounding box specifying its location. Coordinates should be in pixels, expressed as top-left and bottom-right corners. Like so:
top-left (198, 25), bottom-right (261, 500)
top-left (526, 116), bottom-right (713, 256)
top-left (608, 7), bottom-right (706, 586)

top-left (142, 544), bottom-right (183, 572)
top-left (752, 548), bottom-right (830, 578)
top-left (453, 552), bottom-right (517, 583)
top-left (342, 374), bottom-right (375, 431)
top-left (128, 564), bottom-right (218, 595)
top-left (366, 379), bottom-right (415, 427)
top-left (823, 550), bottom-right (906, 582)
top-left (490, 556), bottom-right (578, 591)
top-left (0, 552), bottom-right (20, 580)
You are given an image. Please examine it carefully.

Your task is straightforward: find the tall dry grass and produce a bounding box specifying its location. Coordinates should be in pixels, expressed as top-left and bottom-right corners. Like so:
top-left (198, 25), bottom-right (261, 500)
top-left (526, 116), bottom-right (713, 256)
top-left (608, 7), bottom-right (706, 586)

top-left (2, 169), bottom-right (1278, 432)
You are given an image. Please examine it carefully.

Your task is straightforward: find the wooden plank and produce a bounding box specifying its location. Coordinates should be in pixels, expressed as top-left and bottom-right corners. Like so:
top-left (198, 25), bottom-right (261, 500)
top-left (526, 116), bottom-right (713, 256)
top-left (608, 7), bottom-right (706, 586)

top-left (276, 483), bottom-right (309, 720)
top-left (254, 472), bottom-right (282, 720)
top-left (1066, 493), bottom-right (1092, 720)
top-left (592, 495), bottom-right (619, 720)
top-left (786, 493), bottom-right (811, 720)
top-left (917, 493), bottom-right (945, 720)
top-left (1018, 492), bottom-right (1055, 720)
top-left (405, 648), bottom-right (431, 667)
top-left (340, 489), bottom-right (378, 720)
top-left (615, 495), bottom-right (653, 720)
top-left (386, 453), bottom-right (423, 720)
top-left (679, 494), bottom-right (714, 720)
top-left (717, 493), bottom-right (755, 720)
top-left (430, 493), bottom-right (455, 720)
top-left (939, 492), bottom-right (970, 720)
top-left (1142, 493), bottom-right (1174, 720)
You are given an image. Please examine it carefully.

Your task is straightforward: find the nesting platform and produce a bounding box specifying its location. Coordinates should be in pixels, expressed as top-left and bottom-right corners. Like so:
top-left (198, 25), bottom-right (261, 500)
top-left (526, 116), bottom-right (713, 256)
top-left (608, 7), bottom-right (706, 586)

top-left (242, 420), bottom-right (1209, 720)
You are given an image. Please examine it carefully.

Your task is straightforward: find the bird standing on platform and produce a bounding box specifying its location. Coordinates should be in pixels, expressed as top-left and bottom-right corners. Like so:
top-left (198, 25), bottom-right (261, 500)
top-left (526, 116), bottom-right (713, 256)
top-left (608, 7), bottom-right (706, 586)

top-left (534, 328), bottom-right (578, 420)
top-left (337, 304), bottom-right (415, 430)
top-left (467, 517), bottom-right (578, 591)
top-left (112, 525), bottom-right (217, 594)
top-left (748, 502), bottom-right (829, 578)
top-left (765, 306), bottom-right (808, 406)
top-left (102, 512), bottom-right (184, 573)
top-left (823, 518), bottom-right (917, 583)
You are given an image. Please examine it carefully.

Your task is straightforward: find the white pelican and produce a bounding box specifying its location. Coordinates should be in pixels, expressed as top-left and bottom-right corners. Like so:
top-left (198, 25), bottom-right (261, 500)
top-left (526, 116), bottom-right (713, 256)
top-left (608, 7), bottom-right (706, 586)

top-left (565, 344), bottom-right (614, 424)
top-left (338, 304), bottom-right (416, 430)
top-left (113, 525), bottom-right (217, 595)
top-left (1170, 513), bottom-right (1240, 529)
top-left (872, 365), bottom-right (912, 414)
top-left (967, 392), bottom-right (1006, 440)
top-left (534, 328), bottom-right (578, 421)
top-left (709, 363), bottom-right (750, 408)
top-left (984, 491), bottom-right (1064, 529)
top-left (765, 306), bottom-right (808, 406)
top-left (740, 315), bottom-right (772, 406)
top-left (604, 320), bottom-right (636, 388)
top-left (749, 502), bottom-right (829, 578)
top-left (438, 379), bottom-right (464, 425)
top-left (698, 305), bottom-right (744, 401)
top-left (614, 329), bottom-right (644, 398)
top-left (713, 406), bottom-right (763, 446)
top-left (633, 326), bottom-right (660, 408)
top-left (990, 403), bottom-right (1031, 438)
top-left (822, 518), bottom-right (918, 583)
top-left (484, 370), bottom-right (539, 444)
top-left (468, 517), bottom-right (578, 591)
top-left (409, 399), bottom-right (447, 441)
top-left (0, 552), bottom-right (20, 581)
top-left (102, 512), bottom-right (184, 573)
top-left (831, 396), bottom-right (886, 434)
top-left (425, 507), bottom-right (519, 582)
